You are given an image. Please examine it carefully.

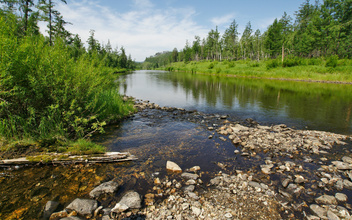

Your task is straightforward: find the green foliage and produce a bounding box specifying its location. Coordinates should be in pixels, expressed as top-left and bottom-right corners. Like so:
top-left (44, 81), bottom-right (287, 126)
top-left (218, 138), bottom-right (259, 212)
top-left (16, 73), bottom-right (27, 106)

top-left (282, 57), bottom-right (301, 67)
top-left (266, 59), bottom-right (280, 69)
top-left (308, 58), bottom-right (323, 65)
top-left (208, 63), bottom-right (215, 69)
top-left (0, 13), bottom-right (134, 142)
top-left (227, 62), bottom-right (236, 68)
top-left (326, 55), bottom-right (338, 68)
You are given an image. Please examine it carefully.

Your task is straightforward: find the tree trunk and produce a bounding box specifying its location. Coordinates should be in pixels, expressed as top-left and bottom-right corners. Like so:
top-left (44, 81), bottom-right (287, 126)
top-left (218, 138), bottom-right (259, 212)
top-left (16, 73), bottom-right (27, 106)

top-left (282, 44), bottom-right (285, 63)
top-left (49, 0), bottom-right (52, 45)
top-left (24, 0), bottom-right (29, 32)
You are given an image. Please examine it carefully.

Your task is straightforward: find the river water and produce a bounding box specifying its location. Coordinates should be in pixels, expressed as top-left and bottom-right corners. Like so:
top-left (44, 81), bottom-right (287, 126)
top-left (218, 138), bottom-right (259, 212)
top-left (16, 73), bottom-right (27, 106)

top-left (119, 70), bottom-right (352, 135)
top-left (1, 70), bottom-right (351, 219)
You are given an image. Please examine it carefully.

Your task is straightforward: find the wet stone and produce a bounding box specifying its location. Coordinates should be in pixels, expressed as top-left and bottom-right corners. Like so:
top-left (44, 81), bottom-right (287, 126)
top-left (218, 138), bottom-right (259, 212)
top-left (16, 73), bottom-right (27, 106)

top-left (89, 180), bottom-right (119, 198)
top-left (66, 198), bottom-right (98, 217)
top-left (183, 185), bottom-right (195, 192)
top-left (118, 191), bottom-right (142, 209)
top-left (43, 201), bottom-right (59, 219)
top-left (327, 210), bottom-right (340, 220)
top-left (166, 161), bottom-right (182, 172)
top-left (282, 178), bottom-right (291, 188)
top-left (315, 194), bottom-right (338, 205)
top-left (181, 172), bottom-right (199, 180)
top-left (310, 204), bottom-right (327, 219)
top-left (335, 193), bottom-right (348, 202)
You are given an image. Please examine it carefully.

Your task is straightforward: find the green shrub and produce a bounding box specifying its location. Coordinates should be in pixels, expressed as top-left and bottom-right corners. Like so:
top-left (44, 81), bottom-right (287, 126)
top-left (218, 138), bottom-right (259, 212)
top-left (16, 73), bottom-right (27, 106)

top-left (266, 59), bottom-right (280, 69)
top-left (227, 62), bottom-right (235, 68)
top-left (0, 15), bottom-right (134, 140)
top-left (282, 57), bottom-right (301, 67)
top-left (308, 58), bottom-right (323, 65)
top-left (248, 62), bottom-right (260, 67)
top-left (326, 55), bottom-right (338, 68)
top-left (208, 63), bottom-right (215, 69)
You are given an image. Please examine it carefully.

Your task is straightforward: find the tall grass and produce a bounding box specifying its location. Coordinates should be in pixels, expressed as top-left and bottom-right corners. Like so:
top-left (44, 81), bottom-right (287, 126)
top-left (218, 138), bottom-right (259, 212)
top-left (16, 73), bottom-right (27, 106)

top-left (0, 14), bottom-right (134, 146)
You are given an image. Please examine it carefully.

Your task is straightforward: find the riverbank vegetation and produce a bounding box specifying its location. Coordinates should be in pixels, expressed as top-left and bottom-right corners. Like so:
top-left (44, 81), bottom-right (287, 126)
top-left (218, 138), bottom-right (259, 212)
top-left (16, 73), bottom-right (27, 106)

top-left (144, 0), bottom-right (352, 82)
top-left (164, 59), bottom-right (352, 82)
top-left (0, 1), bottom-right (136, 157)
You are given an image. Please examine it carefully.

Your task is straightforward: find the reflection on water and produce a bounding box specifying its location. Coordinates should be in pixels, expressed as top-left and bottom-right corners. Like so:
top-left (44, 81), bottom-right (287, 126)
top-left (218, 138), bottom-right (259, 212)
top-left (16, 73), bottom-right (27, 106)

top-left (120, 70), bottom-right (352, 134)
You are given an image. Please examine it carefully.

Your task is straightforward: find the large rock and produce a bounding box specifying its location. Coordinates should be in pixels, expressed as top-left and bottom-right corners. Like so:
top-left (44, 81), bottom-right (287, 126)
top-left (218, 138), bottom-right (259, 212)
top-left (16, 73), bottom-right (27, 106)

top-left (43, 201), bottom-right (59, 220)
top-left (89, 180), bottom-right (119, 198)
top-left (66, 198), bottom-right (98, 216)
top-left (118, 191), bottom-right (142, 209)
top-left (315, 195), bottom-right (338, 205)
top-left (166, 161), bottom-right (182, 172)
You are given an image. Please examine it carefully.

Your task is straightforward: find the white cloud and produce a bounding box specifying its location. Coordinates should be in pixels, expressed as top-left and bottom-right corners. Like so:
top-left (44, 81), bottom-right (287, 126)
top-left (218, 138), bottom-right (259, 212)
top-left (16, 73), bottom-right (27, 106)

top-left (39, 0), bottom-right (208, 61)
top-left (210, 13), bottom-right (236, 27)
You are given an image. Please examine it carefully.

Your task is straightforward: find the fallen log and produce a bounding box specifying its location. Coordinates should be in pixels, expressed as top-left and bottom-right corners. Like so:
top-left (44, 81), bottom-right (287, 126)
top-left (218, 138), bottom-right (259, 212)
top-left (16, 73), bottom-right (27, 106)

top-left (0, 152), bottom-right (137, 167)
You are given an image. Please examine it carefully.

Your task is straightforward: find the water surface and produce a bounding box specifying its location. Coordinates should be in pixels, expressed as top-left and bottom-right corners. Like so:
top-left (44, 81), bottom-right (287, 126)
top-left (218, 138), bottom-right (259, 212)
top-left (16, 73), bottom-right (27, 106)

top-left (120, 70), bottom-right (352, 134)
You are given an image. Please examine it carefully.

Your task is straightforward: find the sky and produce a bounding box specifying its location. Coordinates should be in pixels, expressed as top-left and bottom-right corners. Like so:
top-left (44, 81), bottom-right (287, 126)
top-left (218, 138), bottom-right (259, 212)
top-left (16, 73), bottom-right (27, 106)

top-left (46, 0), bottom-right (305, 62)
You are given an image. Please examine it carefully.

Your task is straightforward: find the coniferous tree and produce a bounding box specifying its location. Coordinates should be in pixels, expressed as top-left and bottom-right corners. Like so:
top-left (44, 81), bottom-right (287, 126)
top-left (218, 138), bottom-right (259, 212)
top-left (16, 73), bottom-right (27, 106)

top-left (38, 0), bottom-right (67, 45)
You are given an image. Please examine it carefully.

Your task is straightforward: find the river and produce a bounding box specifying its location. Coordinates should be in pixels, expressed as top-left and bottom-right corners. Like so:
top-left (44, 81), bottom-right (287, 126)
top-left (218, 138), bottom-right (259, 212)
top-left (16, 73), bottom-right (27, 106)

top-left (1, 70), bottom-right (351, 219)
top-left (119, 70), bottom-right (352, 135)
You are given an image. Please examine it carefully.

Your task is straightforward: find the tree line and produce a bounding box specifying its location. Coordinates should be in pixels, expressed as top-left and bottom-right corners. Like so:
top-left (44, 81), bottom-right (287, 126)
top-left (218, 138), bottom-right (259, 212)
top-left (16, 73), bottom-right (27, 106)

top-left (0, 0), bottom-right (136, 70)
top-left (145, 0), bottom-right (352, 68)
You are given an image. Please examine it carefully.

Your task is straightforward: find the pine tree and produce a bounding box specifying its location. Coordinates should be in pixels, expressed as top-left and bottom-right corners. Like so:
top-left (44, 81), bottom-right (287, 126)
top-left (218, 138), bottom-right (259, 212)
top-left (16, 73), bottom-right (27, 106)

top-left (38, 0), bottom-right (67, 45)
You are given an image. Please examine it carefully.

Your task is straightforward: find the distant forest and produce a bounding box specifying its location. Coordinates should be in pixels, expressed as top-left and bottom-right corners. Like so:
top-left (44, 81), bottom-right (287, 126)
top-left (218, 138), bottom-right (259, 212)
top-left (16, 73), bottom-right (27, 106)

top-left (144, 0), bottom-right (352, 68)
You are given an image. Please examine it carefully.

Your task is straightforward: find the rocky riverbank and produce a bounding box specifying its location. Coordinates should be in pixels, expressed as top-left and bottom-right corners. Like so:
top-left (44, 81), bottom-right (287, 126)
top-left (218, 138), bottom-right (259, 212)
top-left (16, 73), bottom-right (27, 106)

top-left (41, 97), bottom-right (352, 219)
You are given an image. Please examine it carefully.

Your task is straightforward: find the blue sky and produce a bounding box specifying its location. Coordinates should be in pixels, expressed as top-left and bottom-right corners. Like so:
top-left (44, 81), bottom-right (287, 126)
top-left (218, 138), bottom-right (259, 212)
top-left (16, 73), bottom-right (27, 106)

top-left (50, 0), bottom-right (305, 61)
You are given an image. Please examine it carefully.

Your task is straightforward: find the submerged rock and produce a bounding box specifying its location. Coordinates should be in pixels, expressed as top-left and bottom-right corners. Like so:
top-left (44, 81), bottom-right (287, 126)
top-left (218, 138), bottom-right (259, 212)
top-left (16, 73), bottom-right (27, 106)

top-left (89, 180), bottom-right (119, 198)
top-left (66, 198), bottom-right (98, 217)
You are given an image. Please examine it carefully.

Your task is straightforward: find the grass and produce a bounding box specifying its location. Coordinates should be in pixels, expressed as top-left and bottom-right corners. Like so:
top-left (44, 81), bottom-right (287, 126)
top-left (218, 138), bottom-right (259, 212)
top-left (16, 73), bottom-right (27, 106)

top-left (0, 136), bottom-right (107, 160)
top-left (164, 59), bottom-right (352, 83)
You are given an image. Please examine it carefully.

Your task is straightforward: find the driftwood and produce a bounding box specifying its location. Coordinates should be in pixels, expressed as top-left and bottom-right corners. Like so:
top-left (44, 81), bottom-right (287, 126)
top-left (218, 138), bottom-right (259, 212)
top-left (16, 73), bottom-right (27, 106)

top-left (0, 152), bottom-right (137, 167)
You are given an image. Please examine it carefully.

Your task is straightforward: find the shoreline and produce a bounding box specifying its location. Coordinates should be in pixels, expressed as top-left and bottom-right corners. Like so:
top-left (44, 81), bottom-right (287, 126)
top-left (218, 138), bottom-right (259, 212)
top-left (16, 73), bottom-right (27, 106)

top-left (169, 69), bottom-right (352, 85)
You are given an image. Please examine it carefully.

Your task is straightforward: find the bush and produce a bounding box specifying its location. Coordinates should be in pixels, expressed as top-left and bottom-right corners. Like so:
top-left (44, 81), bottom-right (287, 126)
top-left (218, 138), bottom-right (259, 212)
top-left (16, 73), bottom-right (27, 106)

top-left (208, 63), bottom-right (215, 69)
top-left (266, 59), bottom-right (280, 69)
top-left (282, 57), bottom-right (301, 67)
top-left (308, 58), bottom-right (323, 66)
top-left (248, 62), bottom-right (260, 67)
top-left (227, 62), bottom-right (235, 68)
top-left (0, 15), bottom-right (134, 140)
top-left (326, 55), bottom-right (338, 68)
